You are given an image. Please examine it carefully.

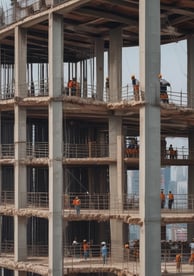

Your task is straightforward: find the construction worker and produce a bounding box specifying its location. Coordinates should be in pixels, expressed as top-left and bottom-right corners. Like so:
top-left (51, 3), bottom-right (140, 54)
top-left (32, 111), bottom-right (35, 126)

top-left (160, 190), bottom-right (165, 208)
top-left (124, 242), bottom-right (130, 261)
top-left (83, 240), bottom-right (90, 260)
top-left (168, 191), bottom-right (174, 209)
top-left (101, 241), bottom-right (108, 264)
top-left (176, 253), bottom-right (181, 272)
top-left (68, 79), bottom-right (73, 95)
top-left (72, 196), bottom-right (81, 215)
top-left (131, 75), bottom-right (140, 101)
top-left (168, 144), bottom-right (177, 159)
top-left (158, 73), bottom-right (170, 103)
top-left (189, 238), bottom-right (194, 264)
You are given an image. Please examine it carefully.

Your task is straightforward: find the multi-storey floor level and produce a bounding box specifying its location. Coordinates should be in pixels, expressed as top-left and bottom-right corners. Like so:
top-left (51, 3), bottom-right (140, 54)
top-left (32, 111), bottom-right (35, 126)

top-left (0, 0), bottom-right (194, 276)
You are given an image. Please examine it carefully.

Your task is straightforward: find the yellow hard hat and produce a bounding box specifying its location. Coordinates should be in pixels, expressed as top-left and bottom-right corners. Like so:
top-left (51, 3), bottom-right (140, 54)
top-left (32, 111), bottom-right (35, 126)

top-left (131, 75), bottom-right (135, 79)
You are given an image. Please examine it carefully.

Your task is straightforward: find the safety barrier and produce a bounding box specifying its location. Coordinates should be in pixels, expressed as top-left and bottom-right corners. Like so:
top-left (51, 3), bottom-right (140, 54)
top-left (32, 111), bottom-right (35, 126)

top-left (1, 242), bottom-right (194, 275)
top-left (0, 142), bottom-right (192, 161)
top-left (2, 192), bottom-right (194, 213)
top-left (0, 78), bottom-right (191, 108)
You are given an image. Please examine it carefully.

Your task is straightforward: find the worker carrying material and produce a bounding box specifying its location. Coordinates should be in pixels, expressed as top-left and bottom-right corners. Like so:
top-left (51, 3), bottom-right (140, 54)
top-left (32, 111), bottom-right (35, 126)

top-left (131, 75), bottom-right (140, 101)
top-left (158, 74), bottom-right (170, 103)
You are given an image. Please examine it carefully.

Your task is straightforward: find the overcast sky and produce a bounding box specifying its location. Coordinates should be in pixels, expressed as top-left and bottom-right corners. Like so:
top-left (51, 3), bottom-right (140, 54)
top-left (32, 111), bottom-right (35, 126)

top-left (122, 40), bottom-right (187, 93)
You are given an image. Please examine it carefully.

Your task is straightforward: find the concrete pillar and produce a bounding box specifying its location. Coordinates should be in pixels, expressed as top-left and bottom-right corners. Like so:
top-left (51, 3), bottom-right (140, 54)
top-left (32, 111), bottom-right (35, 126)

top-left (15, 27), bottom-right (27, 97)
top-left (188, 131), bottom-right (194, 241)
top-left (14, 26), bottom-right (27, 262)
top-left (139, 0), bottom-right (161, 275)
top-left (109, 116), bottom-right (125, 260)
top-left (187, 38), bottom-right (194, 241)
top-left (48, 13), bottom-right (64, 276)
top-left (0, 114), bottom-right (1, 253)
top-left (187, 37), bottom-right (194, 108)
top-left (95, 38), bottom-right (104, 101)
top-left (109, 27), bottom-right (122, 102)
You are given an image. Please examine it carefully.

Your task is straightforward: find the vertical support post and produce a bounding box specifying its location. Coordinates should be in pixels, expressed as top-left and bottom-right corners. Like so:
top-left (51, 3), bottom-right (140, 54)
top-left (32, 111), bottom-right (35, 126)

top-left (14, 26), bottom-right (27, 264)
top-left (139, 0), bottom-right (161, 275)
top-left (48, 12), bottom-right (64, 276)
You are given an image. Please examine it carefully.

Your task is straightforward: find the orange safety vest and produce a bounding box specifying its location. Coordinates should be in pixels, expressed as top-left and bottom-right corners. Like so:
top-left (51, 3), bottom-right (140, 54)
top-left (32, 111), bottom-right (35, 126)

top-left (169, 193), bottom-right (174, 200)
top-left (73, 198), bottom-right (80, 206)
top-left (176, 254), bottom-right (181, 262)
top-left (68, 80), bottom-right (73, 88)
top-left (83, 243), bottom-right (89, 251)
top-left (160, 193), bottom-right (165, 200)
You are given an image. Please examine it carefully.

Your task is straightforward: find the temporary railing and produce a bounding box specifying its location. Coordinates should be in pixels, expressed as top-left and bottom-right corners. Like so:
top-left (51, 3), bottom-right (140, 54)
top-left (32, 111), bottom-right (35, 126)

top-left (0, 191), bottom-right (14, 205)
top-left (0, 142), bottom-right (192, 162)
top-left (125, 146), bottom-right (191, 160)
top-left (0, 144), bottom-right (14, 158)
top-left (27, 192), bottom-right (49, 208)
top-left (2, 192), bottom-right (194, 213)
top-left (64, 142), bottom-right (109, 158)
top-left (0, 77), bottom-right (191, 108)
top-left (27, 80), bottom-right (49, 97)
top-left (1, 241), bottom-right (194, 274)
top-left (26, 142), bottom-right (48, 158)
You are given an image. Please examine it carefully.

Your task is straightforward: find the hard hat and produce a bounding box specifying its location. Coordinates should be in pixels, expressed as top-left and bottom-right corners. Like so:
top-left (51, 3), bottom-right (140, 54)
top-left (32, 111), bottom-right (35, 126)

top-left (158, 73), bottom-right (162, 79)
top-left (131, 75), bottom-right (135, 79)
top-left (101, 241), bottom-right (106, 245)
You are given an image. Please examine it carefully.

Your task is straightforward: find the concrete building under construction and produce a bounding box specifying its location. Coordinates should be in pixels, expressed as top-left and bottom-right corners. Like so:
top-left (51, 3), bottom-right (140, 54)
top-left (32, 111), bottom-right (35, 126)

top-left (0, 0), bottom-right (194, 275)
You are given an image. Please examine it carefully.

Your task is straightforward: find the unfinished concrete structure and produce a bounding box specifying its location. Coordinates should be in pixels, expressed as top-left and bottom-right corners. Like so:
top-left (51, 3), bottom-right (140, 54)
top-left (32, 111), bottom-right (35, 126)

top-left (0, 0), bottom-right (194, 275)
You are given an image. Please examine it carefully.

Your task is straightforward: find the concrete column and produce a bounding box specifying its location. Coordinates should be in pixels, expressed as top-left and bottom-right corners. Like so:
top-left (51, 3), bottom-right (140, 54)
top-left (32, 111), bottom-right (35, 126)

top-left (109, 116), bottom-right (125, 260)
top-left (109, 27), bottom-right (122, 102)
top-left (187, 38), bottom-right (194, 241)
top-left (188, 131), bottom-right (194, 241)
top-left (15, 27), bottom-right (27, 97)
top-left (14, 26), bottom-right (27, 262)
top-left (48, 13), bottom-right (64, 276)
top-left (139, 0), bottom-right (161, 275)
top-left (187, 37), bottom-right (194, 108)
top-left (0, 114), bottom-right (1, 254)
top-left (95, 38), bottom-right (104, 101)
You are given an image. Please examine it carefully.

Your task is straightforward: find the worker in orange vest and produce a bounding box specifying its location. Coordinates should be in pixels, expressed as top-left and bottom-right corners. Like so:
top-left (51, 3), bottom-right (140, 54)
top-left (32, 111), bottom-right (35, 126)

top-left (168, 191), bottom-right (174, 209)
top-left (83, 240), bottom-right (90, 259)
top-left (176, 253), bottom-right (181, 272)
top-left (72, 196), bottom-right (81, 215)
top-left (131, 75), bottom-right (140, 101)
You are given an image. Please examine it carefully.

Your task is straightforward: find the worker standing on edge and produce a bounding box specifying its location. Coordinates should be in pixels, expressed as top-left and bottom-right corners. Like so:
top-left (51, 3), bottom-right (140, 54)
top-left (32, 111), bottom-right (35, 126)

top-left (131, 75), bottom-right (140, 101)
top-left (83, 240), bottom-right (90, 260)
top-left (168, 191), bottom-right (174, 209)
top-left (101, 242), bottom-right (108, 265)
top-left (176, 253), bottom-right (181, 272)
top-left (158, 73), bottom-right (170, 103)
top-left (72, 196), bottom-right (81, 215)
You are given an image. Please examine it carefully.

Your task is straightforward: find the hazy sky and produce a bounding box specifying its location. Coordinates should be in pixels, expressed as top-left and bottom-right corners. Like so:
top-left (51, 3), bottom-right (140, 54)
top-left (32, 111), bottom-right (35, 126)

top-left (122, 40), bottom-right (187, 93)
